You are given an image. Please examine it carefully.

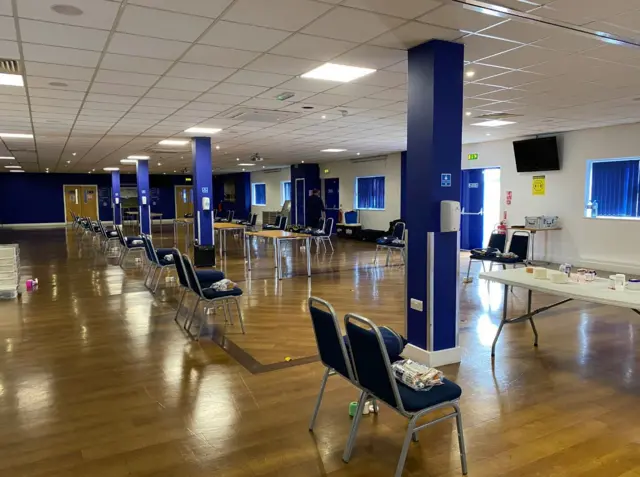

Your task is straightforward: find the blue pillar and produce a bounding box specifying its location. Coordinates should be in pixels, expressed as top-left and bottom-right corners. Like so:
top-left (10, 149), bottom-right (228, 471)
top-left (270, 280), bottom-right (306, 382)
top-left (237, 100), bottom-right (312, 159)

top-left (406, 40), bottom-right (464, 366)
top-left (111, 171), bottom-right (122, 227)
top-left (192, 137), bottom-right (214, 246)
top-left (136, 160), bottom-right (151, 235)
top-left (400, 151), bottom-right (407, 222)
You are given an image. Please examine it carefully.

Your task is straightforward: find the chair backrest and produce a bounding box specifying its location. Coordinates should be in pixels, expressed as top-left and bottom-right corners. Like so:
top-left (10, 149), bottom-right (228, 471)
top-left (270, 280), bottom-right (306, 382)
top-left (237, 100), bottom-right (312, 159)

top-left (181, 253), bottom-right (205, 298)
top-left (171, 248), bottom-right (190, 289)
top-left (344, 314), bottom-right (403, 412)
top-left (308, 297), bottom-right (354, 381)
top-left (509, 231), bottom-right (530, 259)
top-left (97, 220), bottom-right (109, 238)
top-left (213, 209), bottom-right (218, 220)
top-left (487, 232), bottom-right (507, 252)
top-left (392, 222), bottom-right (406, 241)
top-left (279, 216), bottom-right (288, 230)
top-left (324, 217), bottom-right (334, 237)
top-left (227, 210), bottom-right (235, 221)
top-left (115, 224), bottom-right (126, 246)
top-left (317, 217), bottom-right (325, 232)
top-left (250, 213), bottom-right (258, 227)
top-left (141, 234), bottom-right (157, 263)
top-left (273, 214), bottom-right (282, 226)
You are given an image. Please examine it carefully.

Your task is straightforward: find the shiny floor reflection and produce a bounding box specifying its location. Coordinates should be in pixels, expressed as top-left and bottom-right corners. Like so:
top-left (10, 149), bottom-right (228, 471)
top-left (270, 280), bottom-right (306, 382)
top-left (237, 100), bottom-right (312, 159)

top-left (0, 228), bottom-right (639, 476)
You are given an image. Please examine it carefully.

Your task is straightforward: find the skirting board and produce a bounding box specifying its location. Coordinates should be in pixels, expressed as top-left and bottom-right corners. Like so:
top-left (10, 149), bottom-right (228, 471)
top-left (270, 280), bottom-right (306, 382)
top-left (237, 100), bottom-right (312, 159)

top-left (401, 344), bottom-right (462, 367)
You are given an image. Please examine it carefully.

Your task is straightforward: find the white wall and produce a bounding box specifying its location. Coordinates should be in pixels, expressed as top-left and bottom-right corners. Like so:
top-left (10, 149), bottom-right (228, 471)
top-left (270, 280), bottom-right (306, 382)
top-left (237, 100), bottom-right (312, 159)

top-left (249, 168), bottom-right (290, 224)
top-left (462, 122), bottom-right (640, 273)
top-left (322, 152), bottom-right (402, 231)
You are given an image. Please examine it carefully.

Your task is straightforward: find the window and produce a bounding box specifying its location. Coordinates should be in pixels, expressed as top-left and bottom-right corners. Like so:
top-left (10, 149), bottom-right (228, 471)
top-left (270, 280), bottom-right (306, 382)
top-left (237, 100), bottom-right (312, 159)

top-left (252, 183), bottom-right (266, 206)
top-left (281, 181), bottom-right (291, 205)
top-left (587, 159), bottom-right (640, 218)
top-left (355, 176), bottom-right (385, 210)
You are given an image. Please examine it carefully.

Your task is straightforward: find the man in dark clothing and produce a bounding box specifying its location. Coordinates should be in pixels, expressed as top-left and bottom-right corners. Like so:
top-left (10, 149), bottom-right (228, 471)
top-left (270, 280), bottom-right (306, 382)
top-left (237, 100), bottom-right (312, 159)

top-left (306, 189), bottom-right (325, 228)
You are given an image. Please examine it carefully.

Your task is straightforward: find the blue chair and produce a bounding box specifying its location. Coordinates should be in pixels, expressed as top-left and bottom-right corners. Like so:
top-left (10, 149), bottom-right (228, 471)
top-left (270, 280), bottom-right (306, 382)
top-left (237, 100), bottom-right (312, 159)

top-left (375, 221), bottom-right (406, 266)
top-left (115, 226), bottom-right (145, 268)
top-left (171, 249), bottom-right (225, 326)
top-left (217, 210), bottom-right (234, 223)
top-left (487, 231), bottom-right (530, 269)
top-left (465, 231), bottom-right (507, 281)
top-left (263, 214), bottom-right (282, 230)
top-left (308, 297), bottom-right (407, 431)
top-left (343, 314), bottom-right (467, 477)
top-left (141, 235), bottom-right (175, 293)
top-left (180, 253), bottom-right (245, 340)
top-left (314, 217), bottom-right (334, 253)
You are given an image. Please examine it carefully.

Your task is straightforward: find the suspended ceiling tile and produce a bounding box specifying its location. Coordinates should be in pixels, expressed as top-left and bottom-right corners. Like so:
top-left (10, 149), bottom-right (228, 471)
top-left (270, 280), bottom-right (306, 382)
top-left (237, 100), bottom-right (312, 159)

top-left (94, 69), bottom-right (159, 87)
top-left (22, 44), bottom-right (101, 68)
top-left (90, 82), bottom-right (149, 97)
top-left (223, 0), bottom-right (331, 32)
top-left (108, 33), bottom-right (190, 61)
top-left (369, 21), bottom-right (461, 49)
top-left (145, 88), bottom-right (201, 101)
top-left (199, 21), bottom-right (291, 52)
top-left (100, 53), bottom-right (173, 75)
top-left (225, 70), bottom-right (292, 88)
top-left (343, 0), bottom-right (441, 19)
top-left (155, 76), bottom-right (218, 92)
top-left (245, 54), bottom-right (322, 76)
top-left (166, 62), bottom-right (236, 81)
top-left (463, 34), bottom-right (521, 62)
top-left (20, 20), bottom-right (110, 51)
top-left (334, 45), bottom-right (407, 69)
top-left (0, 15), bottom-right (16, 41)
top-left (129, 0), bottom-right (233, 18)
top-left (118, 5), bottom-right (213, 42)
top-left (24, 62), bottom-right (95, 81)
top-left (302, 7), bottom-right (405, 43)
top-left (208, 82), bottom-right (269, 97)
top-left (17, 0), bottom-right (120, 30)
top-left (418, 4), bottom-right (503, 32)
top-left (182, 45), bottom-right (260, 68)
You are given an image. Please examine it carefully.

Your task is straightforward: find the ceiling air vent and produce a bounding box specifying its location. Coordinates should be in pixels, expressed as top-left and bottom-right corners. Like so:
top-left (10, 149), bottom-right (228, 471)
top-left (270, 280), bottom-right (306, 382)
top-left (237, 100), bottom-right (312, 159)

top-left (0, 59), bottom-right (21, 74)
top-left (475, 112), bottom-right (523, 120)
top-left (220, 107), bottom-right (299, 123)
top-left (143, 146), bottom-right (187, 154)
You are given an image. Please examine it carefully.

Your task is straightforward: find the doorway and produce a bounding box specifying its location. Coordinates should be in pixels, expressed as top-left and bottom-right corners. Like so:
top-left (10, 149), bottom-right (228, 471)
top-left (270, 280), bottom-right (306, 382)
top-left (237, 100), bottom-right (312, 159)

top-left (295, 178), bottom-right (305, 226)
top-left (460, 168), bottom-right (500, 250)
top-left (175, 186), bottom-right (194, 219)
top-left (63, 185), bottom-right (98, 223)
top-left (324, 178), bottom-right (339, 233)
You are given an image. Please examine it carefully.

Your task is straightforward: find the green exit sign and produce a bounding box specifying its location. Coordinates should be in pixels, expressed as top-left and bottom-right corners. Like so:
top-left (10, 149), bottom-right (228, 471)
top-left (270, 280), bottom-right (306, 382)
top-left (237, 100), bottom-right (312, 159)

top-left (324, 168), bottom-right (330, 174)
top-left (468, 153), bottom-right (479, 161)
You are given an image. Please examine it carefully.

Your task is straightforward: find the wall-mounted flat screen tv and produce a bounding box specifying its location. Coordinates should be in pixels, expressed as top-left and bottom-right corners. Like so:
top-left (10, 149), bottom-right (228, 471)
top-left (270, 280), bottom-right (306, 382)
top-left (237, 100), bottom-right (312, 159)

top-left (513, 136), bottom-right (560, 172)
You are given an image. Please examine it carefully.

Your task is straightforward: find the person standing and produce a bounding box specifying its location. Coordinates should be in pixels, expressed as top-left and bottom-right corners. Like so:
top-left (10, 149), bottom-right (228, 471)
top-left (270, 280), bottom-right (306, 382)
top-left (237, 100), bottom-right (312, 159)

top-left (306, 189), bottom-right (325, 228)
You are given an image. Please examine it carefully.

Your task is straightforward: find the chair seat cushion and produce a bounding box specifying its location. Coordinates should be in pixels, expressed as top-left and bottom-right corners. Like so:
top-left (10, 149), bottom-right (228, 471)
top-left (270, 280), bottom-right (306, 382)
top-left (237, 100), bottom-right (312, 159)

top-left (470, 253), bottom-right (495, 261)
top-left (202, 287), bottom-right (243, 299)
top-left (398, 378), bottom-right (462, 412)
top-left (107, 231), bottom-right (118, 237)
top-left (490, 256), bottom-right (523, 264)
top-left (195, 270), bottom-right (225, 287)
top-left (156, 248), bottom-right (173, 257)
top-left (158, 258), bottom-right (174, 266)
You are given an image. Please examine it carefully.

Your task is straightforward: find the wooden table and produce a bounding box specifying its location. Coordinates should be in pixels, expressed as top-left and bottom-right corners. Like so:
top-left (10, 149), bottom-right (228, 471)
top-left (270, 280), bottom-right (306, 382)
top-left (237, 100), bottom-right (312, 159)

top-left (509, 227), bottom-right (562, 263)
top-left (245, 230), bottom-right (311, 280)
top-left (214, 222), bottom-right (246, 257)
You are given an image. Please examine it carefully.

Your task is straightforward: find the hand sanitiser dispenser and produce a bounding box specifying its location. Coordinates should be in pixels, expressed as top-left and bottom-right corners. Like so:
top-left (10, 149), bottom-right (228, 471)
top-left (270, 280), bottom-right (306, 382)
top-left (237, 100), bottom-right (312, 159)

top-left (441, 200), bottom-right (461, 232)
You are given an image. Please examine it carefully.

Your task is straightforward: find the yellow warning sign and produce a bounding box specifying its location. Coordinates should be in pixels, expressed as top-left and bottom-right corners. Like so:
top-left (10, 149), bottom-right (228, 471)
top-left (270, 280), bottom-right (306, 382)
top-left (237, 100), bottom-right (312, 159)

top-left (532, 175), bottom-right (546, 196)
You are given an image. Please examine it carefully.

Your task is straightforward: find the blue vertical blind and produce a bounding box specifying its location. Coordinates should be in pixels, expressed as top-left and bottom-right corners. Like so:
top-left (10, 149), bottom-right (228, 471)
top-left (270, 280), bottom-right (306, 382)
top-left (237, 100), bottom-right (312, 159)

top-left (252, 183), bottom-right (266, 206)
top-left (355, 176), bottom-right (385, 210)
top-left (591, 160), bottom-right (640, 217)
top-left (282, 181), bottom-right (291, 204)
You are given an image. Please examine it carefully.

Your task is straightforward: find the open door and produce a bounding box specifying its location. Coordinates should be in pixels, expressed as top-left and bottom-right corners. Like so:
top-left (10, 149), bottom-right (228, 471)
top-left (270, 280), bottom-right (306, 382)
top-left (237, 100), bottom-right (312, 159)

top-left (324, 178), bottom-right (339, 233)
top-left (460, 169), bottom-right (484, 251)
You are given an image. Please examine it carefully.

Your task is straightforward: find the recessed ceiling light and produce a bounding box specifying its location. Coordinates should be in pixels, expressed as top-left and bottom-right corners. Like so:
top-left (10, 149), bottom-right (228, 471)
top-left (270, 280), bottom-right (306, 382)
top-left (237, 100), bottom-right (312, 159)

top-left (262, 165), bottom-right (265, 168)
top-left (71, 152), bottom-right (76, 156)
top-left (302, 63), bottom-right (376, 83)
top-left (184, 127), bottom-right (222, 135)
top-left (49, 81), bottom-right (68, 88)
top-left (88, 171), bottom-right (92, 174)
top-left (157, 162), bottom-right (162, 166)
top-left (0, 156), bottom-right (14, 160)
top-left (66, 160), bottom-right (71, 164)
top-left (486, 133), bottom-right (491, 136)
top-left (0, 73), bottom-right (24, 87)
top-left (472, 120), bottom-right (516, 127)
top-left (163, 172), bottom-right (166, 175)
top-left (465, 71), bottom-right (476, 78)
top-left (238, 163), bottom-right (256, 166)
top-left (9, 169), bottom-right (24, 173)
top-left (236, 157), bottom-right (240, 161)
top-left (0, 133), bottom-right (32, 139)
top-left (322, 148), bottom-right (347, 153)
top-left (5, 165), bottom-right (21, 169)
top-left (103, 167), bottom-right (119, 171)
top-left (465, 112), bottom-right (472, 117)
top-left (215, 145), bottom-right (220, 150)
top-left (321, 115), bottom-right (326, 119)
top-left (356, 152), bottom-right (361, 156)
top-left (159, 139), bottom-right (189, 146)
top-left (174, 170), bottom-right (177, 173)
top-left (301, 161), bottom-right (305, 163)
top-left (51, 4), bottom-right (84, 16)
top-left (92, 169), bottom-right (95, 171)
top-left (242, 168), bottom-right (245, 171)
top-left (128, 155), bottom-right (149, 160)
top-left (120, 159), bottom-right (137, 164)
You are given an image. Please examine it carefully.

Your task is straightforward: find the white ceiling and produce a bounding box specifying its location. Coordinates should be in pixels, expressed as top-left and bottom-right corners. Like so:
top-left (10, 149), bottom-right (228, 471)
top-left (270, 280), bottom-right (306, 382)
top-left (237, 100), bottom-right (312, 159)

top-left (0, 0), bottom-right (640, 173)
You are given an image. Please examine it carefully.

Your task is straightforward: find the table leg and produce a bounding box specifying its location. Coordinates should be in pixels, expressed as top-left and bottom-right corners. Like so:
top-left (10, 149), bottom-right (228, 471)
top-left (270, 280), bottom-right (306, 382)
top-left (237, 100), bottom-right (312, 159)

top-left (277, 239), bottom-right (282, 280)
top-left (273, 237), bottom-right (278, 269)
top-left (242, 228), bottom-right (246, 257)
top-left (527, 289), bottom-right (538, 346)
top-left (530, 231), bottom-right (536, 262)
top-left (246, 234), bottom-right (252, 271)
top-left (173, 221), bottom-right (177, 246)
top-left (306, 237), bottom-right (311, 277)
top-left (491, 284), bottom-right (510, 357)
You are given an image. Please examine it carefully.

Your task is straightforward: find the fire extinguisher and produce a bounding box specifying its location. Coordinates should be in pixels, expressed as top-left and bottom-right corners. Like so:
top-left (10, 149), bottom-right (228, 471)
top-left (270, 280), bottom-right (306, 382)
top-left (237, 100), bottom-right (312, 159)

top-left (497, 212), bottom-right (507, 235)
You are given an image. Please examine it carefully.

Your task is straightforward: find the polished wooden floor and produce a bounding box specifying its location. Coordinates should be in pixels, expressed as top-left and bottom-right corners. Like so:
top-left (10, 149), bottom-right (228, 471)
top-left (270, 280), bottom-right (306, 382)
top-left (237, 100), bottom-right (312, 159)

top-left (0, 227), bottom-right (639, 477)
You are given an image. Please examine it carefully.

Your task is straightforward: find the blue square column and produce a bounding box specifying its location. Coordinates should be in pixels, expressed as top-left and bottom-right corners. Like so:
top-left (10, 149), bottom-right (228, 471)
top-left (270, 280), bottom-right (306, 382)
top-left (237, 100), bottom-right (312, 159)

top-left (111, 171), bottom-right (122, 227)
top-left (405, 40), bottom-right (464, 366)
top-left (192, 137), bottom-right (214, 246)
top-left (136, 159), bottom-right (151, 235)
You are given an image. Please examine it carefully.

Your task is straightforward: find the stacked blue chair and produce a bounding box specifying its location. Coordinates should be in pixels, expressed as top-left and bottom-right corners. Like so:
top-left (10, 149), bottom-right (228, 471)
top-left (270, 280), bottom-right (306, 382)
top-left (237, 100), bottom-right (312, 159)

top-left (179, 253), bottom-right (245, 340)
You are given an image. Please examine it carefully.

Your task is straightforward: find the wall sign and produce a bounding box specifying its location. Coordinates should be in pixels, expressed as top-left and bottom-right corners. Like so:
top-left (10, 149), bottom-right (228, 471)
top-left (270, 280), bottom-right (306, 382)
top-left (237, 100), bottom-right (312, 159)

top-left (468, 182), bottom-right (479, 188)
top-left (532, 176), bottom-right (545, 196)
top-left (506, 190), bottom-right (512, 205)
top-left (468, 153), bottom-right (478, 161)
top-left (441, 173), bottom-right (452, 187)
top-left (201, 187), bottom-right (209, 194)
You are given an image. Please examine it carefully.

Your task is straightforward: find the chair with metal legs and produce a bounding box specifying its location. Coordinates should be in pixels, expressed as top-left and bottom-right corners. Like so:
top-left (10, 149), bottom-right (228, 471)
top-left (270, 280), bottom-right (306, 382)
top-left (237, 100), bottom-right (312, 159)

top-left (180, 253), bottom-right (245, 340)
top-left (141, 235), bottom-right (175, 293)
top-left (115, 226), bottom-right (145, 268)
top-left (374, 222), bottom-right (406, 266)
top-left (464, 231), bottom-right (507, 282)
top-left (343, 314), bottom-right (467, 477)
top-left (316, 217), bottom-right (334, 253)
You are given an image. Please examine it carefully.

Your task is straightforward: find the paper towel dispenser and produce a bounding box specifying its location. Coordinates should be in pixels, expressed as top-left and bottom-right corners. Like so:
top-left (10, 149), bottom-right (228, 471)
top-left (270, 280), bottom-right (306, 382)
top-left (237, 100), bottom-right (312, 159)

top-left (441, 200), bottom-right (461, 232)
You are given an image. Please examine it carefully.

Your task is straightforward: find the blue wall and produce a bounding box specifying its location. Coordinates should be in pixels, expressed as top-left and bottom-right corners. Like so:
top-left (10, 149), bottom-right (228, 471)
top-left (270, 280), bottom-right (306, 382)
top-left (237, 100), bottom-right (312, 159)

top-left (0, 172), bottom-right (193, 225)
top-left (212, 172), bottom-right (251, 220)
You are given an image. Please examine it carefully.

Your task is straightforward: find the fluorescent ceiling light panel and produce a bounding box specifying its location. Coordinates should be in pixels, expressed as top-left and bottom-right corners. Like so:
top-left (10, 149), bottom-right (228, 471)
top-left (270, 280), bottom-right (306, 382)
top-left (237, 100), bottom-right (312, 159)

top-left (120, 159), bottom-right (138, 164)
top-left (238, 163), bottom-right (256, 166)
top-left (471, 120), bottom-right (516, 127)
top-left (103, 167), bottom-right (120, 171)
top-left (0, 73), bottom-right (24, 87)
top-left (159, 139), bottom-right (189, 146)
top-left (321, 148), bottom-right (347, 152)
top-left (127, 155), bottom-right (150, 160)
top-left (301, 63), bottom-right (376, 83)
top-left (0, 156), bottom-right (14, 160)
top-left (184, 127), bottom-right (222, 134)
top-left (0, 133), bottom-right (33, 139)
top-left (4, 165), bottom-right (21, 169)
top-left (9, 169), bottom-right (24, 173)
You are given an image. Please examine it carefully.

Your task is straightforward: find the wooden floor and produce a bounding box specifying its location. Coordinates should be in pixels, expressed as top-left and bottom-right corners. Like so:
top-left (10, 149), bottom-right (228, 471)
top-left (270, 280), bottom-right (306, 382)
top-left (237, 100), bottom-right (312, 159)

top-left (1, 227), bottom-right (640, 477)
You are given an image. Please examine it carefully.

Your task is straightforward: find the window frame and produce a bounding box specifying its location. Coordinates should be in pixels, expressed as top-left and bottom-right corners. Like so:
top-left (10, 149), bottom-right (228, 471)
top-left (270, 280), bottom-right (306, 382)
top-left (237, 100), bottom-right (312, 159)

top-left (354, 175), bottom-right (386, 211)
top-left (585, 158), bottom-right (640, 220)
top-left (281, 180), bottom-right (291, 206)
top-left (252, 182), bottom-right (267, 207)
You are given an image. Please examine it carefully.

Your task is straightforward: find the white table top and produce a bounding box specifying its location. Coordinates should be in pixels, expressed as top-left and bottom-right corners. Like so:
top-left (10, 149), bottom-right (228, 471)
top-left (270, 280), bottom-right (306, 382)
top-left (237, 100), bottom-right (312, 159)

top-left (480, 268), bottom-right (640, 309)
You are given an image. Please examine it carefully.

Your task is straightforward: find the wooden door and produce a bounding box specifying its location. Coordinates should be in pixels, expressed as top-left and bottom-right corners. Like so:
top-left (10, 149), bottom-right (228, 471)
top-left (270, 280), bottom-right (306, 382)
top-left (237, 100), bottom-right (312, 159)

top-left (63, 185), bottom-right (83, 223)
top-left (80, 186), bottom-right (98, 221)
top-left (175, 186), bottom-right (193, 218)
